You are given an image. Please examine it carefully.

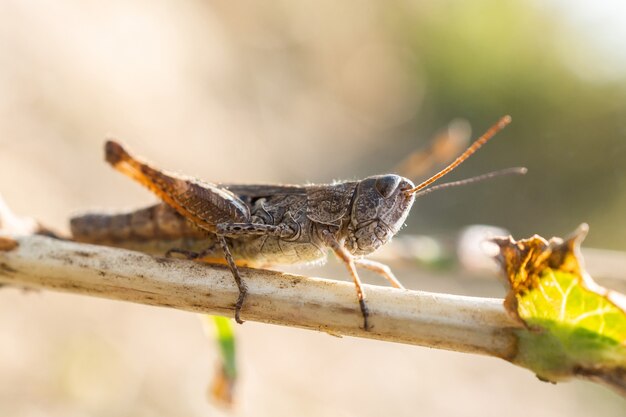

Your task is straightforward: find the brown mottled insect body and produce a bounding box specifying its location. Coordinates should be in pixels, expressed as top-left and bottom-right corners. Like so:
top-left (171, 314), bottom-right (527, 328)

top-left (71, 175), bottom-right (415, 267)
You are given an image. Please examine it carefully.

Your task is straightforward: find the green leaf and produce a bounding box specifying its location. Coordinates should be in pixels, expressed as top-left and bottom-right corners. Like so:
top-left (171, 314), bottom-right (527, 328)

top-left (212, 315), bottom-right (237, 380)
top-left (202, 315), bottom-right (237, 406)
top-left (493, 224), bottom-right (626, 394)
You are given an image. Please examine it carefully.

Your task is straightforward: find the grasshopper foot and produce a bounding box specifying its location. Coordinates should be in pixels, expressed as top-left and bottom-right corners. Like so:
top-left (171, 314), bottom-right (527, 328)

top-left (359, 298), bottom-right (370, 331)
top-left (234, 283), bottom-right (248, 324)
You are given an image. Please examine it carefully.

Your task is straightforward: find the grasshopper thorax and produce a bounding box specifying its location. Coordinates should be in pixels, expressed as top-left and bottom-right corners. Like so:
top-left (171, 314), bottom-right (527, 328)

top-left (344, 174), bottom-right (415, 256)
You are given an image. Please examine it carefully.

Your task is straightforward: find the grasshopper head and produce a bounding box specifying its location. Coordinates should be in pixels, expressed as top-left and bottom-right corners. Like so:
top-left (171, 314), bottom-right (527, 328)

top-left (343, 116), bottom-right (520, 257)
top-left (345, 174), bottom-right (415, 256)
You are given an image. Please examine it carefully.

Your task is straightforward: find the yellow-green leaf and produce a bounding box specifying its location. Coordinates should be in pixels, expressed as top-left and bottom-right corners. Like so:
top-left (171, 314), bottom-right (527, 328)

top-left (493, 224), bottom-right (626, 394)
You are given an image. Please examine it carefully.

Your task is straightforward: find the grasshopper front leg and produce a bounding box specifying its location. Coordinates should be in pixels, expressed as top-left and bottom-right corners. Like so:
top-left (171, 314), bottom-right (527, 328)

top-left (321, 230), bottom-right (371, 330)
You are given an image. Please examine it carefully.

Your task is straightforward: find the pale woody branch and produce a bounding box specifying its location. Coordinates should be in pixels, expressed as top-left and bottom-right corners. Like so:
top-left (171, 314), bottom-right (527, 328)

top-left (0, 234), bottom-right (521, 359)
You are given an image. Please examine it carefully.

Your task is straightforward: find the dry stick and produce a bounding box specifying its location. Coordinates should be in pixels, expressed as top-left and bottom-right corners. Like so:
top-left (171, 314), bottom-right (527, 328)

top-left (0, 234), bottom-right (520, 359)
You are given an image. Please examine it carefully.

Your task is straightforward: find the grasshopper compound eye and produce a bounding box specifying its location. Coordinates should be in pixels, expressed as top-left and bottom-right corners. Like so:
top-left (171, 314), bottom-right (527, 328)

top-left (374, 175), bottom-right (403, 198)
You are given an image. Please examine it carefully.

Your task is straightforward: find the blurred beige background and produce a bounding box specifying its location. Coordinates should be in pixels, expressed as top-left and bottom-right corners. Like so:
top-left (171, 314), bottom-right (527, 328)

top-left (1, 1), bottom-right (626, 416)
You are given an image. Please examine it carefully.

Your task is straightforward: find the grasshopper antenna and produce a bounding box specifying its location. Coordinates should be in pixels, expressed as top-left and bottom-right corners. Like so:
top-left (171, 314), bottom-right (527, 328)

top-left (410, 167), bottom-right (527, 199)
top-left (404, 115), bottom-right (512, 195)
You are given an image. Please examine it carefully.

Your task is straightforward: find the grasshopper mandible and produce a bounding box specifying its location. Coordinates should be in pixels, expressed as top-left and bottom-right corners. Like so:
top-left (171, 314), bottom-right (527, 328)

top-left (71, 116), bottom-right (522, 329)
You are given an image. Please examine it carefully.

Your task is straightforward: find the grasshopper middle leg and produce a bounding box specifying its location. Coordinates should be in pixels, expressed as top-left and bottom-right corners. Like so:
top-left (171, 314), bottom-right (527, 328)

top-left (164, 224), bottom-right (290, 324)
top-left (213, 223), bottom-right (295, 323)
top-left (216, 235), bottom-right (248, 324)
top-left (164, 239), bottom-right (248, 324)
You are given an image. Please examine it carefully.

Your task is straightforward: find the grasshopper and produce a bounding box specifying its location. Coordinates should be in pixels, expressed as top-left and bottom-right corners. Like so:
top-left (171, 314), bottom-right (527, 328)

top-left (71, 116), bottom-right (523, 329)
